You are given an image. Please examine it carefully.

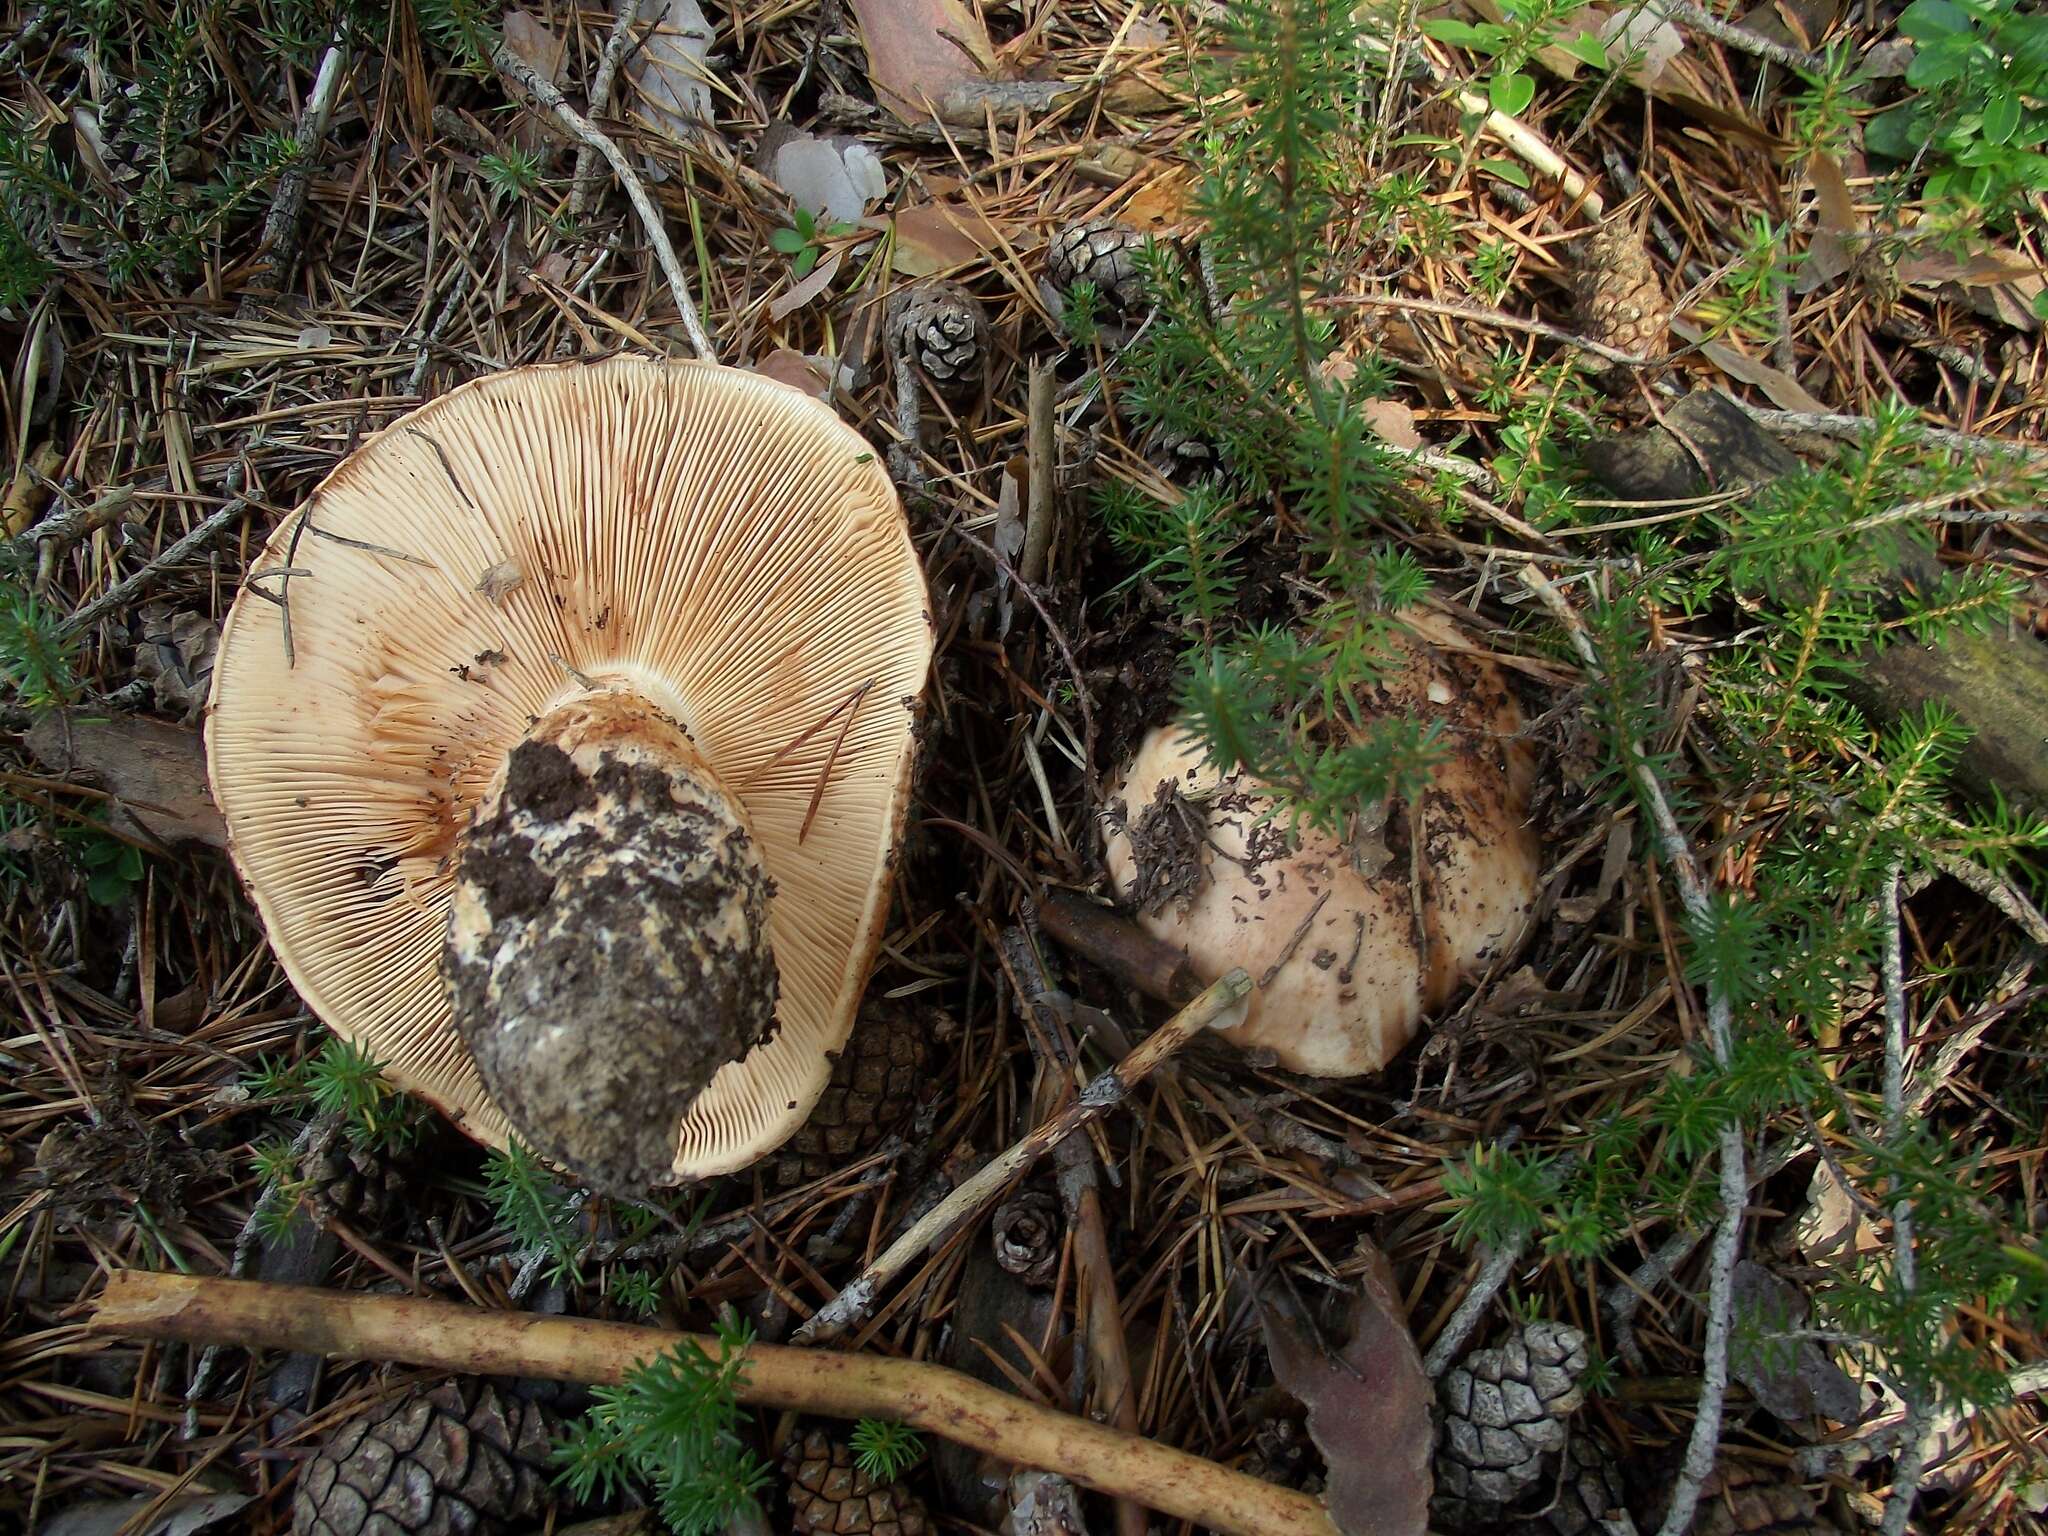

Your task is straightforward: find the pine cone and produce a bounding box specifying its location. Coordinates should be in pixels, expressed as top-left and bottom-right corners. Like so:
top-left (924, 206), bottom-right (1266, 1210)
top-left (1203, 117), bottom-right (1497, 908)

top-left (783, 1429), bottom-right (932, 1536)
top-left (771, 1003), bottom-right (935, 1189)
top-left (301, 1119), bottom-right (408, 1233)
top-left (293, 1381), bottom-right (559, 1536)
top-left (887, 281), bottom-right (989, 402)
top-left (1435, 1320), bottom-right (1590, 1526)
top-left (1504, 1434), bottom-right (1638, 1536)
top-left (1573, 211), bottom-right (1668, 379)
top-left (1046, 217), bottom-right (1151, 314)
top-left (1681, 1463), bottom-right (1844, 1536)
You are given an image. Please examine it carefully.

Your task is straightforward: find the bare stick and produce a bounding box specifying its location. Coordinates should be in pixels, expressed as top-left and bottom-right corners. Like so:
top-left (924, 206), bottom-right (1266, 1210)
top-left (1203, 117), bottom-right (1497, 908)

top-left (796, 970), bottom-right (1254, 1345)
top-left (255, 41), bottom-right (350, 294)
top-left (0, 6), bottom-right (52, 74)
top-left (406, 266), bottom-right (473, 397)
top-left (1521, 566), bottom-right (1746, 1536)
top-left (1736, 404), bottom-right (2048, 463)
top-left (94, 1272), bottom-right (1336, 1536)
top-left (1335, 292), bottom-right (1653, 369)
top-left (1036, 888), bottom-right (1205, 1006)
top-left (1022, 362), bottom-right (1056, 586)
top-left (1662, 0), bottom-right (1828, 75)
top-left (8, 485), bottom-right (135, 568)
top-left (1878, 864), bottom-right (1933, 1536)
top-left (1424, 1237), bottom-right (1528, 1378)
top-left (569, 0), bottom-right (645, 219)
top-left (493, 43), bottom-right (716, 360)
top-left (60, 497), bottom-right (248, 639)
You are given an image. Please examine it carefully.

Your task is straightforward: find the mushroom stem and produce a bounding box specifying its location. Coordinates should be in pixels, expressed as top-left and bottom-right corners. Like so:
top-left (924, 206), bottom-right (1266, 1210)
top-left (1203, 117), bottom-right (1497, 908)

top-left (442, 690), bottom-right (777, 1193)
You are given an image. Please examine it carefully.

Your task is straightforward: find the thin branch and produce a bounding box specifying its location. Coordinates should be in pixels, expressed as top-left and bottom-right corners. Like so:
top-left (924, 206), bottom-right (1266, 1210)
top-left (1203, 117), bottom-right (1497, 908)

top-left (94, 1272), bottom-right (1339, 1536)
top-left (1334, 292), bottom-right (1653, 368)
top-left (254, 40), bottom-right (350, 294)
top-left (1425, 1237), bottom-right (1528, 1377)
top-left (1662, 0), bottom-right (1828, 75)
top-left (493, 42), bottom-right (716, 360)
top-left (796, 970), bottom-right (1253, 1345)
top-left (59, 496), bottom-right (249, 639)
top-left (1736, 404), bottom-right (2048, 463)
top-left (569, 0), bottom-right (646, 219)
top-left (1521, 565), bottom-right (1746, 1536)
top-left (1022, 362), bottom-right (1057, 587)
top-left (1878, 863), bottom-right (1931, 1536)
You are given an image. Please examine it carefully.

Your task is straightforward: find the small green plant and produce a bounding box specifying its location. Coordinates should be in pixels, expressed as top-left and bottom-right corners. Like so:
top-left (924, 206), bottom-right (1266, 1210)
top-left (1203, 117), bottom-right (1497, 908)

top-left (1866, 0), bottom-right (2048, 237)
top-left (1468, 237), bottom-right (1518, 303)
top-left (485, 1139), bottom-right (585, 1284)
top-left (480, 146), bottom-right (543, 200)
top-left (770, 207), bottom-right (854, 279)
top-left (69, 829), bottom-right (146, 907)
top-left (418, 0), bottom-right (503, 74)
top-left (0, 583), bottom-right (78, 709)
top-left (243, 1035), bottom-right (420, 1150)
top-left (1060, 278), bottom-right (1105, 346)
top-left (849, 1418), bottom-right (923, 1482)
top-left (610, 1268), bottom-right (663, 1317)
top-left (552, 1310), bottom-right (771, 1536)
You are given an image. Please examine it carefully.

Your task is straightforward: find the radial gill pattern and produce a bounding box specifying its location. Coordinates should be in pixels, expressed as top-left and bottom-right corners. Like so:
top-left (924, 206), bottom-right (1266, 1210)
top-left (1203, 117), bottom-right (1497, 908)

top-left (206, 356), bottom-right (934, 1178)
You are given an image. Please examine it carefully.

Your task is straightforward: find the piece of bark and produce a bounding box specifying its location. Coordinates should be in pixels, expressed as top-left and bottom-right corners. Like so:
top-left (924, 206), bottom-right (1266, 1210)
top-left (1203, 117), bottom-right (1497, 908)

top-left (1036, 888), bottom-right (1204, 1006)
top-left (24, 711), bottom-right (228, 848)
top-left (1584, 391), bottom-right (2048, 814)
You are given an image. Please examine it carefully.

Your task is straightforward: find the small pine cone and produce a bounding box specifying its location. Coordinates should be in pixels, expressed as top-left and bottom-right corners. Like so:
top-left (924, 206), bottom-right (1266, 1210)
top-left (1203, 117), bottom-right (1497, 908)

top-left (1046, 217), bottom-right (1151, 313)
top-left (783, 1429), bottom-right (932, 1536)
top-left (1573, 212), bottom-right (1669, 378)
top-left (887, 281), bottom-right (989, 402)
top-left (991, 1190), bottom-right (1061, 1288)
top-left (771, 1003), bottom-right (936, 1189)
top-left (1435, 1320), bottom-right (1591, 1526)
top-left (300, 1119), bottom-right (408, 1233)
top-left (1504, 1434), bottom-right (1638, 1536)
top-left (1679, 1462), bottom-right (1844, 1536)
top-left (293, 1381), bottom-right (559, 1536)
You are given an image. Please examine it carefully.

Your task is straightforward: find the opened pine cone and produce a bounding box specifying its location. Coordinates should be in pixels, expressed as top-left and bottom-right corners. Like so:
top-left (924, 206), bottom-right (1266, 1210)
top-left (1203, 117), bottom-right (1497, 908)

top-left (771, 1002), bottom-right (935, 1189)
top-left (300, 1118), bottom-right (408, 1233)
top-left (1046, 217), bottom-right (1151, 314)
top-left (292, 1380), bottom-right (559, 1536)
top-left (1674, 1462), bottom-right (1844, 1536)
top-left (1435, 1320), bottom-right (1591, 1527)
top-left (887, 281), bottom-right (989, 402)
top-left (1573, 209), bottom-right (1668, 382)
top-left (1505, 1433), bottom-right (1638, 1536)
top-left (783, 1428), bottom-right (932, 1536)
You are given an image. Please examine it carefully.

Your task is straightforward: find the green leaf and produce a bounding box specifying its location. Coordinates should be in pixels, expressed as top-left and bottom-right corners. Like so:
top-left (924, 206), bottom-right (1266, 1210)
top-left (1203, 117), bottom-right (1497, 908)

top-left (1896, 0), bottom-right (1972, 40)
top-left (1478, 157), bottom-right (1532, 188)
top-left (1419, 17), bottom-right (1495, 48)
top-left (791, 245), bottom-right (819, 279)
top-left (769, 227), bottom-right (806, 255)
top-left (87, 871), bottom-right (128, 906)
top-left (1906, 34), bottom-right (1979, 87)
top-left (2032, 289), bottom-right (2048, 321)
top-left (1983, 92), bottom-right (2022, 145)
top-left (1864, 105), bottom-right (1925, 159)
top-left (1489, 71), bottom-right (1537, 117)
top-left (1559, 32), bottom-right (1609, 69)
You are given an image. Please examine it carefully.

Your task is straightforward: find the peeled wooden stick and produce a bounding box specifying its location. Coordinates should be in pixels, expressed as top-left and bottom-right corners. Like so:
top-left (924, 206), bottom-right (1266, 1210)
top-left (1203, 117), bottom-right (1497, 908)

top-left (93, 1272), bottom-right (1335, 1536)
top-left (796, 969), bottom-right (1253, 1345)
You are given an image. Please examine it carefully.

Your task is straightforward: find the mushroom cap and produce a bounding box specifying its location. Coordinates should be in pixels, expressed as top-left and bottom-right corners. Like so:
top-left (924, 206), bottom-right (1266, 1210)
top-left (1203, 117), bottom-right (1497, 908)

top-left (1102, 611), bottom-right (1539, 1076)
top-left (206, 356), bottom-right (934, 1178)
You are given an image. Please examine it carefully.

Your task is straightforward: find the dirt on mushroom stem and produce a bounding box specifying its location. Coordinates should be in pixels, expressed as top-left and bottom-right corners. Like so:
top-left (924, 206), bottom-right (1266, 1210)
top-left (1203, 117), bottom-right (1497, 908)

top-left (441, 689), bottom-right (778, 1196)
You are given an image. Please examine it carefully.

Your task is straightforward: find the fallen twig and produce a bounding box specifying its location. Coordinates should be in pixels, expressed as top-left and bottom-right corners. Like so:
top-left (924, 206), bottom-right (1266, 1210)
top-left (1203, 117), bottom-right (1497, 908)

top-left (93, 1272), bottom-right (1337, 1536)
top-left (569, 0), bottom-right (646, 219)
top-left (1662, 0), bottom-right (1828, 76)
top-left (1736, 404), bottom-right (2048, 463)
top-left (1022, 362), bottom-right (1056, 587)
top-left (1423, 1237), bottom-right (1528, 1378)
top-left (1035, 888), bottom-right (1204, 1006)
top-left (60, 488), bottom-right (250, 640)
top-left (254, 41), bottom-right (350, 295)
top-left (1877, 865), bottom-right (1933, 1536)
top-left (1522, 565), bottom-right (1745, 1536)
top-left (493, 42), bottom-right (717, 360)
top-left (796, 969), bottom-right (1253, 1345)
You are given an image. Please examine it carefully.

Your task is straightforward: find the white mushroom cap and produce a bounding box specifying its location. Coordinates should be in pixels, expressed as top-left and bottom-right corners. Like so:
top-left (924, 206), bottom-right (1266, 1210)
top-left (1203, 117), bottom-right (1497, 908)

top-left (206, 357), bottom-right (933, 1179)
top-left (1102, 611), bottom-right (1538, 1076)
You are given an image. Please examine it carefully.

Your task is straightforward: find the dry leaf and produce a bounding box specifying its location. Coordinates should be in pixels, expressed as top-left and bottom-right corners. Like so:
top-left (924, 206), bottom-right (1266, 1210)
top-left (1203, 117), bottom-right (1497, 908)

top-left (500, 10), bottom-right (567, 87)
top-left (475, 560), bottom-right (525, 602)
top-left (1360, 398), bottom-right (1424, 450)
top-left (38, 1491), bottom-right (252, 1536)
top-left (1796, 151), bottom-right (1863, 293)
top-left (1897, 247), bottom-right (2044, 288)
top-left (751, 350), bottom-right (836, 399)
top-left (1600, 2), bottom-right (1684, 84)
top-left (1671, 317), bottom-right (1831, 414)
top-left (24, 712), bottom-right (227, 849)
top-left (1729, 1260), bottom-right (1863, 1427)
top-left (627, 0), bottom-right (715, 145)
top-left (893, 201), bottom-right (1006, 277)
top-left (767, 249), bottom-right (844, 321)
top-left (849, 0), bottom-right (995, 125)
top-left (134, 603), bottom-right (218, 723)
top-left (761, 125), bottom-right (888, 223)
top-left (1259, 1240), bottom-right (1432, 1536)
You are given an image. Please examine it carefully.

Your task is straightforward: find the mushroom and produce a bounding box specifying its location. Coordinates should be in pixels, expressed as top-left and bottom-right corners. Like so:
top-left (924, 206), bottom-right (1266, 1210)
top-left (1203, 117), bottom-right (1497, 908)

top-left (206, 357), bottom-right (933, 1189)
top-left (1101, 610), bottom-right (1538, 1077)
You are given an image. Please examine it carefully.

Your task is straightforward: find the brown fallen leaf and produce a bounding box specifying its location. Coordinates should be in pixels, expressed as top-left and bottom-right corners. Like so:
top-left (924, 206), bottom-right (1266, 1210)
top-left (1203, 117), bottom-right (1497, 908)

top-left (24, 711), bottom-right (227, 850)
top-left (500, 10), bottom-right (567, 87)
top-left (893, 200), bottom-right (1008, 277)
top-left (1671, 317), bottom-right (1831, 414)
top-left (849, 0), bottom-right (996, 125)
top-left (1728, 1259), bottom-right (1863, 1428)
top-left (1360, 398), bottom-right (1424, 451)
top-left (1259, 1240), bottom-right (1432, 1536)
top-left (752, 350), bottom-right (836, 399)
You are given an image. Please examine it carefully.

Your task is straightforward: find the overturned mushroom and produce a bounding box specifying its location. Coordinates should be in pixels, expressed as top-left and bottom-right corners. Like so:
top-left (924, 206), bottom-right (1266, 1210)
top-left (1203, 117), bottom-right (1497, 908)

top-left (207, 357), bottom-right (934, 1189)
top-left (1102, 610), bottom-right (1538, 1077)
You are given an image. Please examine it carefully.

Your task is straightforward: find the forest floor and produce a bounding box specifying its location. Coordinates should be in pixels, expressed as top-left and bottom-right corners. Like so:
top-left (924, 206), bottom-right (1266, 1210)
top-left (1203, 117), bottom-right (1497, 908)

top-left (3, 3), bottom-right (2047, 1536)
